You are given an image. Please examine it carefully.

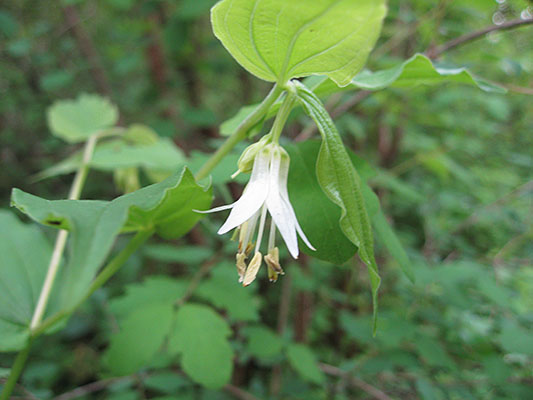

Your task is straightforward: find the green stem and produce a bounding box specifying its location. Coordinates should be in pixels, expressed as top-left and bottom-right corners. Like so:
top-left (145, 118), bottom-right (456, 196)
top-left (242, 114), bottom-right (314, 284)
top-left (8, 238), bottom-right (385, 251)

top-left (195, 84), bottom-right (283, 181)
top-left (0, 339), bottom-right (33, 400)
top-left (270, 90), bottom-right (297, 144)
top-left (84, 228), bottom-right (154, 300)
top-left (1, 211), bottom-right (150, 400)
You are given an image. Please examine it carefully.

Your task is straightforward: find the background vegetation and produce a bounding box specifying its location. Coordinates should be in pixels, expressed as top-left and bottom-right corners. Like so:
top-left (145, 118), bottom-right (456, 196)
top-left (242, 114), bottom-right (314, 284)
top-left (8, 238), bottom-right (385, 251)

top-left (1, 0), bottom-right (532, 399)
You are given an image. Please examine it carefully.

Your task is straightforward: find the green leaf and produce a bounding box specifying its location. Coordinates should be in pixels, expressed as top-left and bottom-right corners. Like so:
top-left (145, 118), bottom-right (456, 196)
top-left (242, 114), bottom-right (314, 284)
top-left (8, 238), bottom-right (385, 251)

top-left (245, 326), bottom-right (283, 360)
top-left (286, 343), bottom-right (325, 385)
top-left (104, 303), bottom-right (174, 375)
top-left (34, 126), bottom-right (185, 182)
top-left (168, 304), bottom-right (233, 389)
top-left (211, 0), bottom-right (387, 86)
top-left (295, 82), bottom-right (380, 333)
top-left (415, 336), bottom-right (457, 370)
top-left (286, 141), bottom-right (357, 264)
top-left (220, 104), bottom-right (263, 137)
top-left (11, 168), bottom-right (211, 314)
top-left (47, 94), bottom-right (119, 142)
top-left (314, 54), bottom-right (507, 95)
top-left (498, 319), bottom-right (533, 356)
top-left (109, 276), bottom-right (189, 319)
top-left (361, 184), bottom-right (415, 282)
top-left (0, 211), bottom-right (53, 352)
top-left (143, 245), bottom-right (214, 265)
top-left (196, 263), bottom-right (259, 322)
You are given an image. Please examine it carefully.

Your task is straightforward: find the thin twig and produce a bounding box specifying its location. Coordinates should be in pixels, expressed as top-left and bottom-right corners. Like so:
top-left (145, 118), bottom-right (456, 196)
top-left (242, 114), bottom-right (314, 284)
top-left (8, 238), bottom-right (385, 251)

top-left (224, 384), bottom-right (261, 400)
top-left (319, 363), bottom-right (393, 400)
top-left (53, 377), bottom-right (128, 400)
top-left (428, 18), bottom-right (533, 59)
top-left (175, 257), bottom-right (218, 307)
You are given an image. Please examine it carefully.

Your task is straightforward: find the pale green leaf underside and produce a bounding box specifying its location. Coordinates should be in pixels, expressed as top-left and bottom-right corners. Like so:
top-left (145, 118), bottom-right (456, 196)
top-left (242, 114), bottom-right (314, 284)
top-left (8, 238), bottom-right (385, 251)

top-left (295, 82), bottom-right (380, 333)
top-left (47, 93), bottom-right (119, 143)
top-left (211, 0), bottom-right (387, 86)
top-left (0, 211), bottom-right (53, 352)
top-left (312, 54), bottom-right (507, 96)
top-left (10, 168), bottom-right (211, 321)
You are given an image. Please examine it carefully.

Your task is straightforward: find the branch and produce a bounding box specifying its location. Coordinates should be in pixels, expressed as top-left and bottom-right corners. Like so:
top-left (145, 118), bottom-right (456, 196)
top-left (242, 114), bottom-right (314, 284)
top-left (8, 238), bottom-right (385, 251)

top-left (224, 384), bottom-right (261, 400)
top-left (319, 363), bottom-right (393, 400)
top-left (429, 18), bottom-right (533, 59)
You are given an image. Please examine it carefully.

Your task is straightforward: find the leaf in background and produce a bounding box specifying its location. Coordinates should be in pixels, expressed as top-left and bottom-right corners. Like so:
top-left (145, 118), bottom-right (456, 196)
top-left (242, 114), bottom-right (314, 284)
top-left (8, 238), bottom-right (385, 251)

top-left (497, 319), bottom-right (533, 356)
top-left (286, 141), bottom-right (357, 264)
top-left (34, 125), bottom-right (185, 182)
top-left (47, 94), bottom-right (119, 142)
top-left (109, 276), bottom-right (188, 318)
top-left (286, 343), bottom-right (326, 385)
top-left (245, 326), bottom-right (283, 360)
top-left (415, 336), bottom-right (457, 370)
top-left (361, 184), bottom-right (415, 282)
top-left (11, 168), bottom-right (211, 315)
top-left (143, 245), bottom-right (214, 265)
top-left (295, 83), bottom-right (380, 332)
top-left (196, 263), bottom-right (259, 322)
top-left (0, 211), bottom-right (53, 352)
top-left (168, 303), bottom-right (233, 389)
top-left (104, 303), bottom-right (174, 375)
top-left (211, 0), bottom-right (387, 86)
top-left (314, 54), bottom-right (507, 95)
top-left (219, 104), bottom-right (263, 137)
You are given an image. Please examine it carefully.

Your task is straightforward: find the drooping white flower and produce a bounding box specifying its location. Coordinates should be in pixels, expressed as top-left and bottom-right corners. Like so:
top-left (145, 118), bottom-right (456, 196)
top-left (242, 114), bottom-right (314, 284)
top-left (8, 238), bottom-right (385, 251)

top-left (203, 143), bottom-right (315, 285)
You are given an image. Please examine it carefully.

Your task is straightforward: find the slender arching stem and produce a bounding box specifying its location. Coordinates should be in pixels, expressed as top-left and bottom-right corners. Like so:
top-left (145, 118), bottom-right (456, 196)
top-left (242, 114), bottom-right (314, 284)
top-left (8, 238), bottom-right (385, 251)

top-left (270, 84), bottom-right (297, 144)
top-left (30, 134), bottom-right (98, 330)
top-left (195, 84), bottom-right (284, 181)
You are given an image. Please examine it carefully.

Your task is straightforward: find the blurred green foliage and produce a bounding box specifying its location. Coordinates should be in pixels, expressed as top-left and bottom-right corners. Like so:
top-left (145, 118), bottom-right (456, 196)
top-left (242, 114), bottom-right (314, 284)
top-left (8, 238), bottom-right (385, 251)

top-left (1, 0), bottom-right (532, 399)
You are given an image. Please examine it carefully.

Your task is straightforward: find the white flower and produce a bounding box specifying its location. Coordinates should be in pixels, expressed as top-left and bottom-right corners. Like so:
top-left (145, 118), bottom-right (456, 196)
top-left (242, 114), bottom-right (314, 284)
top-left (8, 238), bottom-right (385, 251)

top-left (203, 143), bottom-right (315, 285)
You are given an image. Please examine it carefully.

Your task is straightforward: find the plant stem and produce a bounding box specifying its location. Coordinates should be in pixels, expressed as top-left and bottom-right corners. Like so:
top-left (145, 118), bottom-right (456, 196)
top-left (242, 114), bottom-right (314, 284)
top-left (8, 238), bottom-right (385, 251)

top-left (195, 84), bottom-right (283, 181)
top-left (31, 228), bottom-right (155, 338)
top-left (1, 135), bottom-right (99, 400)
top-left (0, 339), bottom-right (33, 400)
top-left (84, 228), bottom-right (154, 299)
top-left (30, 134), bottom-right (98, 330)
top-left (270, 90), bottom-right (296, 144)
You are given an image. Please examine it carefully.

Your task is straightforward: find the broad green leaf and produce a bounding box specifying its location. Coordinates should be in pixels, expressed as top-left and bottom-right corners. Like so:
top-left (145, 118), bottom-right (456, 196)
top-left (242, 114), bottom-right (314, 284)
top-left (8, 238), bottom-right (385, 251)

top-left (34, 134), bottom-right (185, 182)
top-left (220, 104), bottom-right (263, 137)
top-left (245, 326), bottom-right (283, 360)
top-left (143, 245), bottom-right (214, 265)
top-left (109, 276), bottom-right (189, 318)
top-left (286, 141), bottom-right (357, 264)
top-left (497, 319), bottom-right (533, 356)
top-left (104, 303), bottom-right (174, 375)
top-left (295, 82), bottom-right (380, 333)
top-left (314, 54), bottom-right (507, 95)
top-left (211, 0), bottom-right (387, 86)
top-left (286, 343), bottom-right (325, 385)
top-left (168, 304), bottom-right (233, 389)
top-left (47, 94), bottom-right (119, 142)
top-left (0, 211), bottom-right (53, 352)
top-left (415, 336), bottom-right (457, 370)
top-left (11, 168), bottom-right (211, 314)
top-left (196, 263), bottom-right (259, 321)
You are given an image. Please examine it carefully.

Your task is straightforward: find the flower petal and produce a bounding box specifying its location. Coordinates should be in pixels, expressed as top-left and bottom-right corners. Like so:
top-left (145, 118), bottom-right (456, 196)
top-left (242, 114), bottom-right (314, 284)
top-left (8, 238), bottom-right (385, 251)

top-left (266, 150), bottom-right (299, 258)
top-left (277, 152), bottom-right (316, 251)
top-left (217, 149), bottom-right (270, 234)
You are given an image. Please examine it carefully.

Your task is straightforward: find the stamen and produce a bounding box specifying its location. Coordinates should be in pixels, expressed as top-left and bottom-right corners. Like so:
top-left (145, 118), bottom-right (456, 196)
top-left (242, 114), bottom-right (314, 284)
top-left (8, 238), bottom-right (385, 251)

top-left (268, 218), bottom-right (276, 251)
top-left (254, 204), bottom-right (269, 254)
top-left (242, 210), bottom-right (260, 255)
